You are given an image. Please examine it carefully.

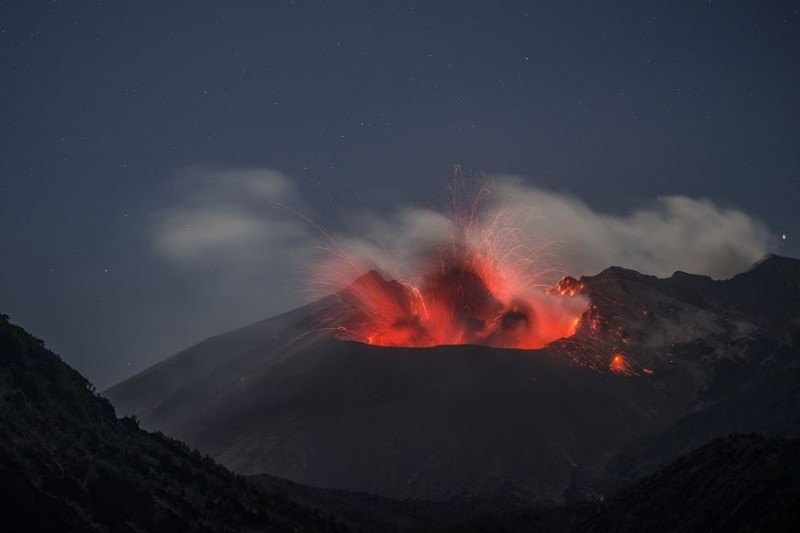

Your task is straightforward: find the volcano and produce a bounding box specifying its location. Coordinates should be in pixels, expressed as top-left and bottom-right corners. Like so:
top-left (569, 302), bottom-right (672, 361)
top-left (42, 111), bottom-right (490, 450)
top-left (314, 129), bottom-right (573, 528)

top-left (105, 254), bottom-right (800, 502)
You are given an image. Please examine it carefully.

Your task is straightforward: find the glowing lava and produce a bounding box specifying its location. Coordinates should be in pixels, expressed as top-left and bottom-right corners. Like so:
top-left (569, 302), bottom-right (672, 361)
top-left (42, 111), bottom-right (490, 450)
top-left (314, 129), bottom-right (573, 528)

top-left (609, 353), bottom-right (636, 376)
top-left (312, 179), bottom-right (590, 349)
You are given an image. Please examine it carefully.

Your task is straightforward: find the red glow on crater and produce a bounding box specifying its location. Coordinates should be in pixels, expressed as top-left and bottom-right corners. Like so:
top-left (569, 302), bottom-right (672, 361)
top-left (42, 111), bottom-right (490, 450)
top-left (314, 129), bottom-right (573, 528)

top-left (312, 178), bottom-right (590, 349)
top-left (610, 353), bottom-right (636, 375)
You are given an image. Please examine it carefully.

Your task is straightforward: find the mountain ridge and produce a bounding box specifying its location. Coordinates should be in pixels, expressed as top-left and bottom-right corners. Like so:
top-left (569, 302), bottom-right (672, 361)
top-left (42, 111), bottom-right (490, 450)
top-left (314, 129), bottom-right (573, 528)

top-left (106, 255), bottom-right (800, 502)
top-left (3, 312), bottom-right (799, 530)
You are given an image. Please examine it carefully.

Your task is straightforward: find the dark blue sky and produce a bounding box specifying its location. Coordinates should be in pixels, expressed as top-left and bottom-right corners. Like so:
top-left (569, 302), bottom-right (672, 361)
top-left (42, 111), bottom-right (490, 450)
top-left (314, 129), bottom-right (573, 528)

top-left (2, 1), bottom-right (798, 388)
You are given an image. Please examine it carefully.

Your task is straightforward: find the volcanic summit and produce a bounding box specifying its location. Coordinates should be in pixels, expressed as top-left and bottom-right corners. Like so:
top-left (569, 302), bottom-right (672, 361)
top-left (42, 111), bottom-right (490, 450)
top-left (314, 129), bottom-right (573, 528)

top-left (105, 255), bottom-right (800, 502)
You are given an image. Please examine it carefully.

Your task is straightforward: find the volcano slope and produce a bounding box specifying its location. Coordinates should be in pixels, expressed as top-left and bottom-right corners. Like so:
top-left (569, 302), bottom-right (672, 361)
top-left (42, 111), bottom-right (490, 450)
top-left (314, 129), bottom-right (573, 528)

top-left (105, 254), bottom-right (800, 502)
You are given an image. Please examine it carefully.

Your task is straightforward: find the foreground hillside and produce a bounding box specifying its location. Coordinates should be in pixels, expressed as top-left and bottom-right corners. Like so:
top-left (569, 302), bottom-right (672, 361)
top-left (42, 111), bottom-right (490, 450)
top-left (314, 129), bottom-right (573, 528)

top-left (0, 314), bottom-right (340, 532)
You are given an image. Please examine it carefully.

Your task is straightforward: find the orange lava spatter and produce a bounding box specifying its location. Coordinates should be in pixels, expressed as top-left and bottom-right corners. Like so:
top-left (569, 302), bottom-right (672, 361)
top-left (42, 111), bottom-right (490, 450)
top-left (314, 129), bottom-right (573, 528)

top-left (609, 353), bottom-right (637, 376)
top-left (313, 179), bottom-right (590, 349)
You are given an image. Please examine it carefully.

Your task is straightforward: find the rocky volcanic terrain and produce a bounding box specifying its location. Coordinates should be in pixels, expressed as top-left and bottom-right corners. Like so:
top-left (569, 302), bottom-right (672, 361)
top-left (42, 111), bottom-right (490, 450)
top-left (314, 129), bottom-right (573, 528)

top-left (106, 255), bottom-right (800, 503)
top-left (4, 312), bottom-right (799, 531)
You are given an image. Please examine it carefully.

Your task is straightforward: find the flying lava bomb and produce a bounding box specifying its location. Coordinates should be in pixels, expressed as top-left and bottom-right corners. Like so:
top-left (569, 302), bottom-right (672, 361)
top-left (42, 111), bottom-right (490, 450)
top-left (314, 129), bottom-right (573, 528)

top-left (311, 177), bottom-right (590, 349)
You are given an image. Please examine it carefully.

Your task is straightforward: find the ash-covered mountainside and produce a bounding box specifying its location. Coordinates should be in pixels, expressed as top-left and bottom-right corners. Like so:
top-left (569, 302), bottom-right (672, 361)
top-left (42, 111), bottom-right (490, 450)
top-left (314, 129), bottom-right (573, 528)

top-left (0, 315), bottom-right (339, 532)
top-left (106, 255), bottom-right (800, 502)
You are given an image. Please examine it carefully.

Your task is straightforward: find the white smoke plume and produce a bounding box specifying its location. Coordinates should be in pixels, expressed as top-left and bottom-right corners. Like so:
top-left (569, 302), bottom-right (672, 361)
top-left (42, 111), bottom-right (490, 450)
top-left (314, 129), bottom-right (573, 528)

top-left (149, 167), bottom-right (314, 336)
top-left (151, 168), bottom-right (775, 327)
top-left (491, 178), bottom-right (774, 279)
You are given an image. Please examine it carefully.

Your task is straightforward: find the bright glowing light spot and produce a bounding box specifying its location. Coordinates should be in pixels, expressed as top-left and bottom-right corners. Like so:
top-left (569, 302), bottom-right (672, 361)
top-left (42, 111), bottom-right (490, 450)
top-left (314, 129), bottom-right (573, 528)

top-left (609, 353), bottom-right (636, 376)
top-left (312, 178), bottom-right (590, 350)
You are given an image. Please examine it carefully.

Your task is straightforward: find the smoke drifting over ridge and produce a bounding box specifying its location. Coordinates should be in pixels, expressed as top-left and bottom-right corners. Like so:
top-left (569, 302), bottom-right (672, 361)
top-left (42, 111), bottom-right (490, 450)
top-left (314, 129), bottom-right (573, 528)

top-left (491, 180), bottom-right (775, 280)
top-left (151, 168), bottom-right (774, 336)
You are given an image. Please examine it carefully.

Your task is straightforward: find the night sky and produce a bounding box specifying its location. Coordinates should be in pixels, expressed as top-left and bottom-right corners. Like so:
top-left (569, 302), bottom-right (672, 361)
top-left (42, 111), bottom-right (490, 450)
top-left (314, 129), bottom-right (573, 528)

top-left (2, 1), bottom-right (798, 389)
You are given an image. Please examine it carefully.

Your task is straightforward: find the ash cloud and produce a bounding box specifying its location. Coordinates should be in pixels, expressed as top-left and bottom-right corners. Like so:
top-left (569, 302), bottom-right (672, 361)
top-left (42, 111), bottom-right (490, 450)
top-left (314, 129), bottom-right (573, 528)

top-left (150, 167), bottom-right (314, 337)
top-left (491, 179), bottom-right (774, 279)
top-left (317, 178), bottom-right (773, 284)
top-left (151, 168), bottom-right (775, 341)
top-left (152, 167), bottom-right (307, 262)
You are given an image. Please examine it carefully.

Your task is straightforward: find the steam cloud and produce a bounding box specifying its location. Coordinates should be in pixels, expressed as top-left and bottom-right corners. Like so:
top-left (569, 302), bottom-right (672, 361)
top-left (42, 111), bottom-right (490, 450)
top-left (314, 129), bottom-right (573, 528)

top-left (491, 180), bottom-right (774, 280)
top-left (152, 168), bottom-right (309, 263)
top-left (150, 167), bottom-right (314, 335)
top-left (151, 168), bottom-right (775, 327)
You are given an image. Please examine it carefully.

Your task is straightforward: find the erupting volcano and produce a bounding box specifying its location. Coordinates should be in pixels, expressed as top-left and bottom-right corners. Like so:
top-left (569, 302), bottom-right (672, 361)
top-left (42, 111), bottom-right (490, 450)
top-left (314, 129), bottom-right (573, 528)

top-left (313, 180), bottom-right (589, 349)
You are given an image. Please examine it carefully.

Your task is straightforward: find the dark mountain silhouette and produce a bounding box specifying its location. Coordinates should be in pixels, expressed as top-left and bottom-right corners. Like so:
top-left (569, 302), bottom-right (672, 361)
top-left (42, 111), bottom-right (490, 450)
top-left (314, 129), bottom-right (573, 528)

top-left (248, 434), bottom-right (800, 532)
top-left (0, 314), bottom-right (341, 532)
top-left (582, 433), bottom-right (800, 532)
top-left (453, 434), bottom-right (800, 532)
top-left (106, 255), bottom-right (800, 503)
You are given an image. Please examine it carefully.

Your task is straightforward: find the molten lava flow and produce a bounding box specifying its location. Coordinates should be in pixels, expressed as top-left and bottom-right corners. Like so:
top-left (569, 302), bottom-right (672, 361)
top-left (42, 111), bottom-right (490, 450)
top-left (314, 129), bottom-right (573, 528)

top-left (609, 353), bottom-right (636, 376)
top-left (313, 179), bottom-right (590, 349)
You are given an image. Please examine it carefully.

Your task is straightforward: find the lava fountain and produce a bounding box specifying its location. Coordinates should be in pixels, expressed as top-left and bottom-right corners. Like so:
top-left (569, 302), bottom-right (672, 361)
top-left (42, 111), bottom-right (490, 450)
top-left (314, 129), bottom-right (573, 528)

top-left (311, 178), bottom-right (590, 349)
